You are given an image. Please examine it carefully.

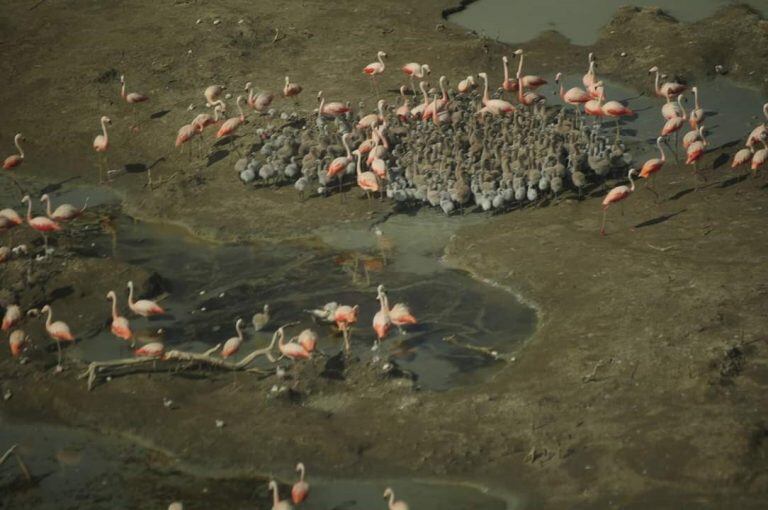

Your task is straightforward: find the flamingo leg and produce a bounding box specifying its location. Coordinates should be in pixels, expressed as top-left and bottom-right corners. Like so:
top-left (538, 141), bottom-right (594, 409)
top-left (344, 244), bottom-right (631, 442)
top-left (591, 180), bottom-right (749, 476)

top-left (600, 207), bottom-right (608, 236)
top-left (55, 339), bottom-right (62, 370)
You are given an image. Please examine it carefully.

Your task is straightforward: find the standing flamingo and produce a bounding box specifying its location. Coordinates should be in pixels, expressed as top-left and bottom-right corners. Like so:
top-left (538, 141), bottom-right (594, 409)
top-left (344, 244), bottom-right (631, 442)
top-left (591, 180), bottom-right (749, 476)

top-left (120, 74), bottom-right (149, 130)
top-left (514, 49), bottom-right (547, 89)
top-left (388, 301), bottom-right (417, 334)
top-left (9, 330), bottom-right (29, 358)
top-left (661, 91), bottom-right (683, 120)
top-left (296, 329), bottom-right (318, 353)
top-left (268, 480), bottom-right (293, 510)
top-left (372, 284), bottom-right (392, 346)
top-left (649, 66), bottom-right (686, 98)
top-left (395, 86), bottom-right (411, 121)
top-left (383, 488), bottom-right (409, 510)
top-left (291, 463), bottom-right (310, 504)
top-left (639, 137), bottom-right (667, 198)
top-left (746, 103), bottom-right (768, 148)
top-left (661, 95), bottom-right (687, 136)
top-left (222, 318), bottom-right (244, 358)
top-left (354, 149), bottom-right (380, 201)
top-left (40, 304), bottom-right (75, 370)
top-left (600, 168), bottom-right (637, 236)
top-left (21, 195), bottom-right (60, 249)
top-left (216, 95), bottom-right (245, 139)
top-left (277, 326), bottom-right (311, 361)
top-left (732, 146), bottom-right (753, 171)
top-left (326, 133), bottom-right (353, 195)
top-left (106, 291), bottom-right (133, 343)
top-left (501, 56), bottom-right (518, 93)
top-left (477, 73), bottom-right (515, 115)
top-left (40, 194), bottom-right (88, 222)
top-left (584, 82), bottom-right (605, 118)
top-left (601, 91), bottom-right (635, 140)
top-left (424, 76), bottom-right (449, 120)
top-left (555, 73), bottom-right (590, 113)
top-left (127, 280), bottom-right (165, 317)
top-left (686, 127), bottom-right (708, 184)
top-left (283, 76), bottom-right (302, 98)
top-left (689, 86), bottom-right (704, 128)
top-left (93, 116), bottom-right (112, 183)
top-left (401, 62), bottom-right (430, 94)
top-left (2, 305), bottom-right (21, 331)
top-left (175, 121), bottom-right (203, 158)
top-left (363, 51), bottom-right (388, 97)
top-left (3, 133), bottom-right (25, 170)
top-left (317, 91), bottom-right (351, 117)
top-left (582, 53), bottom-right (597, 89)
top-left (358, 99), bottom-right (386, 129)
top-left (334, 304), bottom-right (359, 352)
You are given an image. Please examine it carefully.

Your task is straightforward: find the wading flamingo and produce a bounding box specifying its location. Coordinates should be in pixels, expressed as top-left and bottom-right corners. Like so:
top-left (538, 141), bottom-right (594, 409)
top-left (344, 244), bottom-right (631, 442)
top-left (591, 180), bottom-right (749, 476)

top-left (514, 49), bottom-right (547, 89)
top-left (41, 304), bottom-right (75, 370)
top-left (291, 463), bottom-right (310, 504)
top-left (283, 76), bottom-right (302, 98)
top-left (278, 326), bottom-right (311, 361)
top-left (601, 91), bottom-right (635, 140)
top-left (686, 127), bottom-right (708, 184)
top-left (93, 116), bottom-right (112, 183)
top-left (127, 280), bottom-right (165, 317)
top-left (661, 95), bottom-right (687, 136)
top-left (639, 137), bottom-right (667, 198)
top-left (40, 194), bottom-right (88, 222)
top-left (372, 284), bottom-right (392, 346)
top-left (3, 133), bottom-right (25, 170)
top-left (555, 73), bottom-right (590, 113)
top-left (222, 318), bottom-right (244, 358)
top-left (501, 56), bottom-right (518, 93)
top-left (21, 195), bottom-right (60, 249)
top-left (600, 168), bottom-right (637, 236)
top-left (689, 86), bottom-right (704, 128)
top-left (649, 66), bottom-right (686, 98)
top-left (661, 91), bottom-right (683, 120)
top-left (268, 480), bottom-right (293, 510)
top-left (732, 146), bottom-right (753, 170)
top-left (383, 487), bottom-right (409, 510)
top-left (106, 290), bottom-right (132, 343)
top-left (334, 304), bottom-right (359, 352)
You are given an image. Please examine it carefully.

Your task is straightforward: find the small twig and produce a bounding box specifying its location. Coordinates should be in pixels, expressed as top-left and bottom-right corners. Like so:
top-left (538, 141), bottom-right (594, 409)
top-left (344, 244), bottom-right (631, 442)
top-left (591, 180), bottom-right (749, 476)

top-left (582, 358), bottom-right (612, 383)
top-left (0, 445), bottom-right (32, 483)
top-left (0, 445), bottom-right (17, 465)
top-left (442, 335), bottom-right (504, 360)
top-left (271, 28), bottom-right (285, 44)
top-left (647, 242), bottom-right (675, 252)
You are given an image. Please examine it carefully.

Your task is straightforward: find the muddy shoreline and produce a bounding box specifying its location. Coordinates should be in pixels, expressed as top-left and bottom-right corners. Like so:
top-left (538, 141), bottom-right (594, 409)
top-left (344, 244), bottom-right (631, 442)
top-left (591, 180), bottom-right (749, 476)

top-left (2, 0), bottom-right (768, 508)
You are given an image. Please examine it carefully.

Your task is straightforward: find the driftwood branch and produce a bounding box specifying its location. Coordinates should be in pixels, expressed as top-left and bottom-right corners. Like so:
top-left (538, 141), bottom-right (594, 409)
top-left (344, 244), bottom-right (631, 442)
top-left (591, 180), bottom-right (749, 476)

top-left (78, 323), bottom-right (299, 391)
top-left (442, 335), bottom-right (506, 361)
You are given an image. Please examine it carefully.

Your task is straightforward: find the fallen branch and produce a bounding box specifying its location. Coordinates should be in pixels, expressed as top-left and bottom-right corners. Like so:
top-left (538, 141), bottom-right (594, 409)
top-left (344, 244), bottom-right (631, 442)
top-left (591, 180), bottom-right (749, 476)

top-left (442, 335), bottom-right (505, 361)
top-left (78, 323), bottom-right (298, 390)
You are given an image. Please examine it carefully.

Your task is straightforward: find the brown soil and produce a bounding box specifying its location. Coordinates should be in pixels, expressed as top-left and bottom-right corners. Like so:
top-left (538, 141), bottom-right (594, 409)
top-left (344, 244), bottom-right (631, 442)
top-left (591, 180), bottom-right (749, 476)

top-left (2, 1), bottom-right (768, 509)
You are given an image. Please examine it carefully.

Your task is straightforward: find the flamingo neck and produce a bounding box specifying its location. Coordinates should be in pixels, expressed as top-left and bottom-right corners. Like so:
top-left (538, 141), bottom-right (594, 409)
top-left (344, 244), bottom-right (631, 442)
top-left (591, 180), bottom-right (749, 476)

top-left (588, 60), bottom-right (595, 79)
top-left (14, 135), bottom-right (24, 158)
top-left (42, 196), bottom-right (52, 217)
top-left (516, 52), bottom-right (524, 79)
top-left (24, 198), bottom-right (32, 222)
top-left (356, 152), bottom-right (362, 176)
top-left (503, 58), bottom-right (509, 82)
top-left (318, 96), bottom-right (325, 115)
top-left (101, 118), bottom-right (109, 142)
top-left (657, 139), bottom-right (666, 161)
top-left (694, 88), bottom-right (700, 110)
top-left (45, 307), bottom-right (53, 328)
top-left (277, 328), bottom-right (287, 348)
top-left (378, 53), bottom-right (385, 66)
top-left (628, 171), bottom-right (636, 191)
top-left (236, 97), bottom-right (244, 121)
top-left (678, 95), bottom-right (687, 118)
top-left (109, 293), bottom-right (118, 320)
top-left (440, 77), bottom-right (447, 101)
top-left (481, 75), bottom-right (489, 104)
top-left (342, 135), bottom-right (351, 158)
top-left (654, 70), bottom-right (661, 95)
top-left (121, 79), bottom-right (126, 99)
top-left (271, 484), bottom-right (280, 507)
top-left (298, 464), bottom-right (305, 481)
top-left (387, 493), bottom-right (396, 509)
top-left (235, 321), bottom-right (243, 340)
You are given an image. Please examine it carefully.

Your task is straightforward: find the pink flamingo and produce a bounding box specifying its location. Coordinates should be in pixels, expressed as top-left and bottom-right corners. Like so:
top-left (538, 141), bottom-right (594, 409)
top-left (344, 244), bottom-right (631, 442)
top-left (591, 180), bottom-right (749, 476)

top-left (193, 103), bottom-right (224, 133)
top-left (396, 86), bottom-right (411, 121)
top-left (746, 103), bottom-right (768, 148)
top-left (120, 74), bottom-right (149, 130)
top-left (291, 463), bottom-right (310, 504)
top-left (661, 91), bottom-right (683, 120)
top-left (501, 56), bottom-right (519, 92)
top-left (601, 91), bottom-right (635, 139)
top-left (373, 284), bottom-right (392, 345)
top-left (21, 195), bottom-right (60, 248)
top-left (555, 73), bottom-right (590, 112)
top-left (354, 149), bottom-right (380, 201)
top-left (283, 76), bottom-right (302, 98)
top-left (41, 304), bottom-right (75, 369)
top-left (277, 326), bottom-right (310, 361)
top-left (639, 137), bottom-right (666, 197)
top-left (216, 95), bottom-right (245, 139)
top-left (689, 86), bottom-right (704, 128)
top-left (327, 132), bottom-right (353, 182)
top-left (244, 82), bottom-right (274, 111)
top-left (457, 75), bottom-right (476, 94)
top-left (222, 318), bottom-right (244, 358)
top-left (175, 121), bottom-right (202, 155)
top-left (600, 168), bottom-right (637, 236)
top-left (750, 135), bottom-right (767, 175)
top-left (2, 305), bottom-right (21, 331)
top-left (296, 329), bottom-right (318, 353)
top-left (514, 49), bottom-right (547, 89)
top-left (410, 81), bottom-right (430, 118)
top-left (389, 302), bottom-right (417, 333)
top-left (316, 91), bottom-right (351, 117)
top-left (9, 330), bottom-right (29, 358)
top-left (93, 116), bottom-right (112, 183)
top-left (516, 63), bottom-right (545, 107)
top-left (682, 126), bottom-right (702, 150)
top-left (204, 85), bottom-right (225, 106)
top-left (127, 281), bottom-right (165, 317)
top-left (106, 290), bottom-right (132, 343)
top-left (383, 488), bottom-right (409, 510)
top-left (583, 53), bottom-right (597, 85)
top-left (0, 208), bottom-right (22, 241)
top-left (358, 99), bottom-right (386, 129)
top-left (649, 66), bottom-right (686, 98)
top-left (584, 83), bottom-right (605, 118)
top-left (135, 342), bottom-right (165, 358)
top-left (334, 304), bottom-right (359, 352)
top-left (3, 133), bottom-right (25, 170)
top-left (661, 95), bottom-right (687, 136)
top-left (363, 51), bottom-right (388, 96)
top-left (732, 146), bottom-right (753, 170)
top-left (477, 73), bottom-right (515, 115)
top-left (269, 480), bottom-right (293, 510)
top-left (401, 62), bottom-right (430, 93)
top-left (424, 76), bottom-right (449, 120)
top-left (40, 194), bottom-right (88, 223)
top-left (685, 127), bottom-right (708, 182)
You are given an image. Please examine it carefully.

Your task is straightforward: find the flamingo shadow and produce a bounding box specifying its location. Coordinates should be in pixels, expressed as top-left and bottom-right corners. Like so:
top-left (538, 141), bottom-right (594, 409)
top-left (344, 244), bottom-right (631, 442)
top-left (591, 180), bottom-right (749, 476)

top-left (206, 150), bottom-right (229, 167)
top-left (39, 176), bottom-right (79, 195)
top-left (150, 110), bottom-right (171, 119)
top-left (719, 173), bottom-right (749, 188)
top-left (634, 210), bottom-right (685, 229)
top-left (668, 188), bottom-right (695, 201)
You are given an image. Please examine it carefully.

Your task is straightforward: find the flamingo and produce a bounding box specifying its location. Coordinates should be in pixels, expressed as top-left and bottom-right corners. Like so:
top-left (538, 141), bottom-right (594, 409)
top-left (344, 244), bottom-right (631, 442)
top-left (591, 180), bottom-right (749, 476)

top-left (686, 127), bottom-right (708, 183)
top-left (661, 95), bottom-right (687, 136)
top-left (372, 284), bottom-right (392, 346)
top-left (216, 95), bottom-right (245, 139)
top-left (584, 82), bottom-right (605, 117)
top-left (583, 53), bottom-right (597, 88)
top-left (516, 62), bottom-right (545, 107)
top-left (222, 318), bottom-right (244, 358)
top-left (2, 305), bottom-right (21, 331)
top-left (732, 146), bottom-right (753, 170)
top-left (682, 127), bottom-right (702, 150)
top-left (326, 133), bottom-right (353, 194)
top-left (175, 121), bottom-right (203, 159)
top-left (268, 480), bottom-right (293, 510)
top-left (41, 304), bottom-right (75, 369)
top-left (244, 82), bottom-right (274, 112)
top-left (639, 137), bottom-right (667, 198)
top-left (334, 304), bottom-right (359, 352)
top-left (600, 168), bottom-right (637, 236)
top-left (746, 103), bottom-right (768, 148)
top-left (296, 329), bottom-right (318, 353)
top-left (401, 62), bottom-right (430, 93)
top-left (383, 488), bottom-right (409, 510)
top-left (204, 85), bottom-right (225, 106)
top-left (93, 116), bottom-right (112, 183)
top-left (193, 103), bottom-right (224, 133)
top-left (40, 194), bottom-right (88, 223)
top-left (354, 149), bottom-right (380, 202)
top-left (750, 135), bottom-right (767, 176)
top-left (389, 301), bottom-right (417, 333)
top-left (21, 195), bottom-right (60, 248)
top-left (106, 290), bottom-right (132, 343)
top-left (0, 208), bottom-right (22, 241)
top-left (514, 49), bottom-right (547, 89)
top-left (3, 133), bottom-right (25, 170)
top-left (363, 51), bottom-right (388, 96)
top-left (661, 91), bottom-right (683, 120)
top-left (283, 76), bottom-right (302, 98)
top-left (358, 99), bottom-right (386, 129)
top-left (457, 75), bottom-right (476, 94)
top-left (135, 342), bottom-right (165, 358)
top-left (9, 330), bottom-right (29, 358)
top-left (424, 76), bottom-right (449, 120)
top-left (317, 91), bottom-right (351, 117)
top-left (555, 73), bottom-right (590, 112)
top-left (649, 66), bottom-right (686, 98)
top-left (500, 55), bottom-right (519, 93)
top-left (395, 86), bottom-right (411, 121)
top-left (601, 91), bottom-right (635, 140)
top-left (689, 86), bottom-right (704, 128)
top-left (120, 74), bottom-right (149, 130)
top-left (477, 73), bottom-right (515, 115)
top-left (291, 463), bottom-right (310, 504)
top-left (277, 326), bottom-right (310, 360)
top-left (409, 81), bottom-right (430, 118)
top-left (127, 280), bottom-right (165, 317)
